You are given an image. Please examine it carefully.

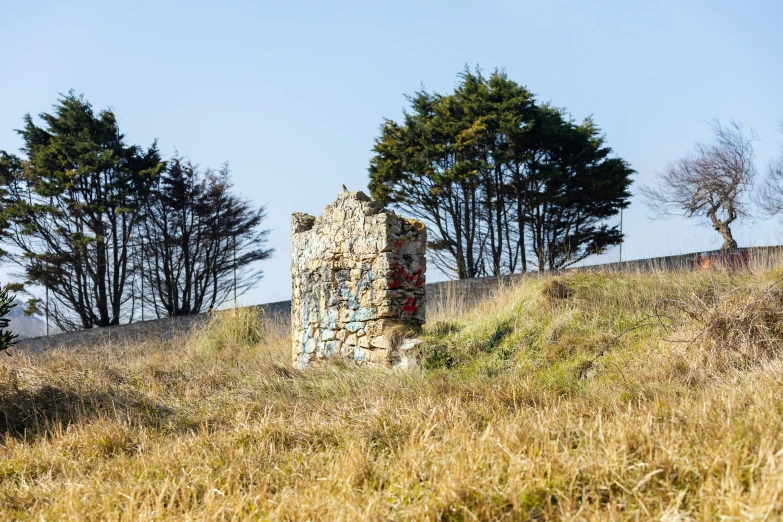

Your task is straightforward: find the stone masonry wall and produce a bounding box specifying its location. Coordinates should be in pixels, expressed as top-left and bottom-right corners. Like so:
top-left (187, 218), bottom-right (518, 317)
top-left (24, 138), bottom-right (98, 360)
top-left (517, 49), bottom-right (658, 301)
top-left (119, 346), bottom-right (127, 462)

top-left (290, 191), bottom-right (426, 368)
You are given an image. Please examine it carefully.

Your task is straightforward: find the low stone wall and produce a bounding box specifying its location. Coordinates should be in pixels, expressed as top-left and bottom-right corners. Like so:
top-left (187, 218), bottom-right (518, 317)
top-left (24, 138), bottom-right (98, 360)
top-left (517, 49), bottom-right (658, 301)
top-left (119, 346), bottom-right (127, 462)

top-left (15, 246), bottom-right (783, 354)
top-left (290, 191), bottom-right (426, 368)
top-left (14, 301), bottom-right (292, 353)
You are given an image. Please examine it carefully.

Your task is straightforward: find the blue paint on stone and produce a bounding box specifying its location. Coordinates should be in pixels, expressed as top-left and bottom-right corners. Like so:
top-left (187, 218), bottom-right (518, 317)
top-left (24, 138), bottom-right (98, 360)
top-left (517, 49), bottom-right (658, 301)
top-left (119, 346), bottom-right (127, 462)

top-left (353, 307), bottom-right (375, 321)
top-left (325, 307), bottom-right (339, 323)
top-left (324, 341), bottom-right (340, 357)
top-left (345, 322), bottom-right (364, 332)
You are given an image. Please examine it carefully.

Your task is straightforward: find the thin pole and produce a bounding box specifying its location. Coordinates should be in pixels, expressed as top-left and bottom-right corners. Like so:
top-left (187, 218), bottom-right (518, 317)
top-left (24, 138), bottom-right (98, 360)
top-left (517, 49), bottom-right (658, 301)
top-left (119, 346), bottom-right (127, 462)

top-left (233, 236), bottom-right (237, 309)
top-left (619, 208), bottom-right (624, 263)
top-left (140, 236), bottom-right (144, 322)
top-left (46, 195), bottom-right (51, 336)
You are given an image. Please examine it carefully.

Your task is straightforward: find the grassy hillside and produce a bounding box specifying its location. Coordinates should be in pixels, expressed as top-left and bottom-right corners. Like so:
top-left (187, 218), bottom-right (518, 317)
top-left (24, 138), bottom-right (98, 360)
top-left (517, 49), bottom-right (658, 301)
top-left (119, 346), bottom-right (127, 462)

top-left (3, 265), bottom-right (783, 519)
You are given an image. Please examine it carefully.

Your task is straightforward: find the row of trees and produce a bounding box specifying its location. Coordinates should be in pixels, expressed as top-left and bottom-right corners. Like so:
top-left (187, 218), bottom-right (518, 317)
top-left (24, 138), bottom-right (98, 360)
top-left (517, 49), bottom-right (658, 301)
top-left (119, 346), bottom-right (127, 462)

top-left (370, 67), bottom-right (783, 272)
top-left (0, 92), bottom-right (272, 331)
top-left (0, 71), bottom-right (776, 334)
top-left (368, 67), bottom-right (634, 278)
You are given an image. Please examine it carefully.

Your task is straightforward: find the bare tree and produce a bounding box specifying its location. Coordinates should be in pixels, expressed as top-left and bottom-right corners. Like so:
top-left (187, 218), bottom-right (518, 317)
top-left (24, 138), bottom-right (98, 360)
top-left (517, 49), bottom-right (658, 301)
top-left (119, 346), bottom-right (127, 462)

top-left (139, 158), bottom-right (273, 318)
top-left (757, 124), bottom-right (783, 219)
top-left (641, 120), bottom-right (757, 249)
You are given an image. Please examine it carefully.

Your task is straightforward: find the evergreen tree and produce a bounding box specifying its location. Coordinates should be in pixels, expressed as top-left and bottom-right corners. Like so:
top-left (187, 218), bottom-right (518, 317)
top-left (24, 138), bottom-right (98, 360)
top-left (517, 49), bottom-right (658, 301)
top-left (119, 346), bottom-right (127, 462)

top-left (0, 286), bottom-right (18, 353)
top-left (139, 157), bottom-right (273, 317)
top-left (0, 92), bottom-right (164, 330)
top-left (369, 67), bottom-right (634, 276)
top-left (523, 109), bottom-right (633, 270)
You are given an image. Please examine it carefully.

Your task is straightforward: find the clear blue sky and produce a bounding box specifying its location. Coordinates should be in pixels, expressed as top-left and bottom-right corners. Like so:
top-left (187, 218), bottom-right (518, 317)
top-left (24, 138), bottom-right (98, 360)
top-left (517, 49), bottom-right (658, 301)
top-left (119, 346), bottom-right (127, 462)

top-left (1, 0), bottom-right (782, 305)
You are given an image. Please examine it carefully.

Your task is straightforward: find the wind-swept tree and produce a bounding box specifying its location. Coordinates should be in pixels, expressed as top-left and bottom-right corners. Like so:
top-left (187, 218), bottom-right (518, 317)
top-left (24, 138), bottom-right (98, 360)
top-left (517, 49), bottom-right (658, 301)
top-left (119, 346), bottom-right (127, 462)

top-left (757, 125), bottom-right (783, 220)
top-left (138, 157), bottom-right (273, 317)
top-left (369, 86), bottom-right (486, 278)
top-left (523, 110), bottom-right (633, 270)
top-left (641, 120), bottom-right (757, 250)
top-left (369, 67), bottom-right (633, 276)
top-left (0, 92), bottom-right (164, 330)
top-left (369, 68), bottom-right (538, 278)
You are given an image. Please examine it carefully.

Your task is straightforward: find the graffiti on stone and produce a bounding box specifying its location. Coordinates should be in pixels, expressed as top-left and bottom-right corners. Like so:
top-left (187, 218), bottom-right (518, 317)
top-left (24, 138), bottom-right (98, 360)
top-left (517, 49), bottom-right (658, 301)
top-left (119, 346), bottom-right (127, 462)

top-left (290, 191), bottom-right (426, 368)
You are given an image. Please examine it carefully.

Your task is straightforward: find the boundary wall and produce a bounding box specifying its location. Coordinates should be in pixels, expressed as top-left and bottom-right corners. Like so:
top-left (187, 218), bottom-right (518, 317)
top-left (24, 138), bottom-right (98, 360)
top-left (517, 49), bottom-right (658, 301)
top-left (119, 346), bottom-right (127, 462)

top-left (15, 246), bottom-right (783, 353)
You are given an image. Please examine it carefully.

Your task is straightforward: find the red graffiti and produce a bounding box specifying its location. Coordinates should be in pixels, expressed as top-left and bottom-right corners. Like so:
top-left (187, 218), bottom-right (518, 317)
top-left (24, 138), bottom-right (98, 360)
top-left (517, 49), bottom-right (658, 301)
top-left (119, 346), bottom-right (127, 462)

top-left (402, 297), bottom-right (418, 314)
top-left (388, 261), bottom-right (425, 290)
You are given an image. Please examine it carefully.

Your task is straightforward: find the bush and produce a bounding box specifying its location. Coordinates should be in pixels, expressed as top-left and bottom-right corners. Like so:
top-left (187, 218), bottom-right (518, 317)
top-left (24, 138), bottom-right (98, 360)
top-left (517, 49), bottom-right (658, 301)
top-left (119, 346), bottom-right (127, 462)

top-left (0, 287), bottom-right (18, 353)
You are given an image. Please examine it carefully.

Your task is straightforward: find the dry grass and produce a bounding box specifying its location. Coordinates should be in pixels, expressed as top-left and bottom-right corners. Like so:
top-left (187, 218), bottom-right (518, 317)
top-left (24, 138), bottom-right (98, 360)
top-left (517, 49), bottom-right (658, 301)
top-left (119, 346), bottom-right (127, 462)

top-left (5, 266), bottom-right (783, 520)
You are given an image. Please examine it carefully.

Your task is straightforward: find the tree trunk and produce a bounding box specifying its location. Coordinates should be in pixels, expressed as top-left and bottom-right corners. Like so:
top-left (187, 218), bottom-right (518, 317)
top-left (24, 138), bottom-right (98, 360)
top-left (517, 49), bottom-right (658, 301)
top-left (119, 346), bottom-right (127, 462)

top-left (718, 225), bottom-right (738, 249)
top-left (708, 210), bottom-right (738, 250)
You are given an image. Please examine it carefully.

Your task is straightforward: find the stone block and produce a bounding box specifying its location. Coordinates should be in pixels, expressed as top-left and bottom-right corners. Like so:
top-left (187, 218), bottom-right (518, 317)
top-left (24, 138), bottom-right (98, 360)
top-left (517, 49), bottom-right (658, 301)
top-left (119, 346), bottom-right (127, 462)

top-left (291, 190), bottom-right (426, 368)
top-left (370, 335), bottom-right (392, 349)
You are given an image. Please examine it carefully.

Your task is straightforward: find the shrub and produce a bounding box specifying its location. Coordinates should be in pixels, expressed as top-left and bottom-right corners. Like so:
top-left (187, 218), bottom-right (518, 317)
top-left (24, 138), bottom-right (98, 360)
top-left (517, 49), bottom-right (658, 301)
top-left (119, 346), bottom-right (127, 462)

top-left (0, 287), bottom-right (18, 353)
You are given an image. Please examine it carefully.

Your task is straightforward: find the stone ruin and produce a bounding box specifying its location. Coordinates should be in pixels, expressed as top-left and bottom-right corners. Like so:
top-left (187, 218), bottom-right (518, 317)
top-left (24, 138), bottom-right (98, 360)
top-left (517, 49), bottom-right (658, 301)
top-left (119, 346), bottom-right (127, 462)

top-left (290, 191), bottom-right (426, 369)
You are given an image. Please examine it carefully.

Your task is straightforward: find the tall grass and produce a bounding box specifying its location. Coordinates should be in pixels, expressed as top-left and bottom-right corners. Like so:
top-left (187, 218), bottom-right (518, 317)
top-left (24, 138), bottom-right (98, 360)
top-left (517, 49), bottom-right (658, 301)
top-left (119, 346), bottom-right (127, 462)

top-left (3, 264), bottom-right (783, 519)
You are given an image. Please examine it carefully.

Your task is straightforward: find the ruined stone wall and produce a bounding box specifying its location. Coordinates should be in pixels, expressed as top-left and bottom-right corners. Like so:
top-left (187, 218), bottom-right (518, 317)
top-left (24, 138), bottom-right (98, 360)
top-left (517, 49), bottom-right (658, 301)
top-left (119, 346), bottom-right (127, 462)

top-left (290, 191), bottom-right (426, 368)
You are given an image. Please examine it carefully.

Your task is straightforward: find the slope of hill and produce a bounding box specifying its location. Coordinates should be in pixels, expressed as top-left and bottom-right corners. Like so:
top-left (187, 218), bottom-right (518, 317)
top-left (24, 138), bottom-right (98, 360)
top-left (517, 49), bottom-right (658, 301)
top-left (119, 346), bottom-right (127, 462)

top-left (3, 265), bottom-right (783, 519)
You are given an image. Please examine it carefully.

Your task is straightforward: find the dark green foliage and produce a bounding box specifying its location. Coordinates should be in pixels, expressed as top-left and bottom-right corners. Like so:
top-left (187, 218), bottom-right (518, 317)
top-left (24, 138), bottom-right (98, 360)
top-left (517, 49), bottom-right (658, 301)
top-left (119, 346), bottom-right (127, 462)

top-left (481, 322), bottom-right (514, 353)
top-left (524, 113), bottom-right (633, 270)
top-left (422, 320), bottom-right (515, 371)
top-left (422, 348), bottom-right (456, 370)
top-left (0, 91), bottom-right (164, 330)
top-left (139, 157), bottom-right (273, 317)
top-left (0, 286), bottom-right (18, 352)
top-left (369, 66), bottom-right (634, 276)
